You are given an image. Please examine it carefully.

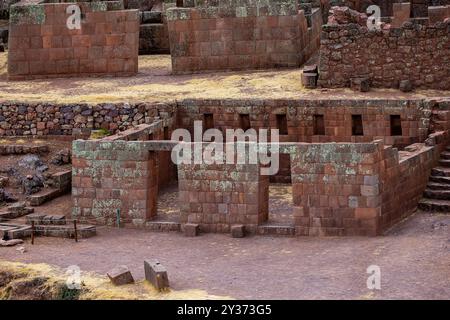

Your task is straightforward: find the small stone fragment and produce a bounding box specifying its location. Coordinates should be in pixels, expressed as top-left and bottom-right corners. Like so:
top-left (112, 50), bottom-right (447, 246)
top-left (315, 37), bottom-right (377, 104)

top-left (107, 266), bottom-right (134, 286)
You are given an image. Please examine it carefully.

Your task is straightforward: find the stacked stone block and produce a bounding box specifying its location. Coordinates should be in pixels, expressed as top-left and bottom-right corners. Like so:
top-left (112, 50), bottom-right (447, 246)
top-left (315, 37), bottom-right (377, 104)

top-left (176, 99), bottom-right (430, 147)
top-left (166, 0), bottom-right (322, 73)
top-left (287, 142), bottom-right (384, 236)
top-left (0, 102), bottom-right (176, 136)
top-left (177, 145), bottom-right (269, 233)
top-left (8, 1), bottom-right (140, 79)
top-left (139, 9), bottom-right (170, 54)
top-left (72, 139), bottom-right (158, 226)
top-left (318, 7), bottom-right (450, 90)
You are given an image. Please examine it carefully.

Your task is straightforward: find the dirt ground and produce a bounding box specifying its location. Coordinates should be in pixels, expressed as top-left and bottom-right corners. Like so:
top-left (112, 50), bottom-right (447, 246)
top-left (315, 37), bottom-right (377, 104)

top-left (0, 204), bottom-right (449, 299)
top-left (0, 52), bottom-right (448, 104)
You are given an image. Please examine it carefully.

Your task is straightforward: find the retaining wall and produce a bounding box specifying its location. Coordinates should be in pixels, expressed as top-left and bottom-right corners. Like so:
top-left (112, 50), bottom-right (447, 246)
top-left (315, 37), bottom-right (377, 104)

top-left (8, 1), bottom-right (139, 79)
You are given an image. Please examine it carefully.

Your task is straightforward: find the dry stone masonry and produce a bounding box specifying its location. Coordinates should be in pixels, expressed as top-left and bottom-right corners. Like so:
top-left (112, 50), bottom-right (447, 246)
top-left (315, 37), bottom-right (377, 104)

top-left (318, 5), bottom-right (450, 90)
top-left (167, 0), bottom-right (323, 73)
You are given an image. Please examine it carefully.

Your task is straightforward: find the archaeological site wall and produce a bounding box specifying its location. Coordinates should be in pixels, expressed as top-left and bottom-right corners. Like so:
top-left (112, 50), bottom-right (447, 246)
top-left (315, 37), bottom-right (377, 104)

top-left (0, 102), bottom-right (176, 136)
top-left (72, 118), bottom-right (177, 226)
top-left (71, 129), bottom-right (450, 236)
top-left (60, 97), bottom-right (450, 236)
top-left (166, 0), bottom-right (323, 73)
top-left (318, 5), bottom-right (450, 90)
top-left (331, 0), bottom-right (450, 17)
top-left (7, 1), bottom-right (139, 80)
top-left (1, 98), bottom-right (440, 185)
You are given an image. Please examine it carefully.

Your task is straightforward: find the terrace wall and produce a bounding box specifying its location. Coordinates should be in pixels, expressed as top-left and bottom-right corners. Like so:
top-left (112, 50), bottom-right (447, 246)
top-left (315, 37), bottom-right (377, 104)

top-left (71, 120), bottom-right (176, 226)
top-left (66, 98), bottom-right (450, 235)
top-left (0, 102), bottom-right (176, 136)
top-left (177, 99), bottom-right (432, 146)
top-left (178, 150), bottom-right (269, 233)
top-left (8, 1), bottom-right (139, 79)
top-left (166, 0), bottom-right (323, 73)
top-left (318, 7), bottom-right (450, 90)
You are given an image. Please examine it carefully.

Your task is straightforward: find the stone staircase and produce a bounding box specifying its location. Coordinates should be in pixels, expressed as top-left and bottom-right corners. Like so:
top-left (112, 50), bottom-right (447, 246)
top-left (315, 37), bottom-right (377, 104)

top-left (418, 147), bottom-right (450, 213)
top-left (25, 214), bottom-right (97, 239)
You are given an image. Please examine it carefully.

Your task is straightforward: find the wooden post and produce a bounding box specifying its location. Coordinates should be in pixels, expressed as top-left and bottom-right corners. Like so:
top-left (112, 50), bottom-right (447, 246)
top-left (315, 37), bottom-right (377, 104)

top-left (31, 221), bottom-right (35, 245)
top-left (74, 220), bottom-right (78, 243)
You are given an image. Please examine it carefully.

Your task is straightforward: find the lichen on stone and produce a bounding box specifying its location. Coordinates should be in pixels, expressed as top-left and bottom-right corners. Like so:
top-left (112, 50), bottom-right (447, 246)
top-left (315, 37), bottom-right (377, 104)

top-left (10, 4), bottom-right (46, 25)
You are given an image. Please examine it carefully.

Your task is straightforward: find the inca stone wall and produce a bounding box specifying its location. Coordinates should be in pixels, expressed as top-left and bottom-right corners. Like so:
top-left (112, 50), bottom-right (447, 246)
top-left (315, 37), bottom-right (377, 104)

top-left (66, 97), bottom-right (450, 236)
top-left (72, 139), bottom-right (157, 226)
top-left (178, 148), bottom-right (269, 233)
top-left (177, 99), bottom-right (432, 147)
top-left (166, 0), bottom-right (323, 73)
top-left (330, 0), bottom-right (450, 16)
top-left (0, 102), bottom-right (176, 136)
top-left (72, 120), bottom-right (177, 226)
top-left (8, 1), bottom-right (139, 79)
top-left (318, 8), bottom-right (450, 90)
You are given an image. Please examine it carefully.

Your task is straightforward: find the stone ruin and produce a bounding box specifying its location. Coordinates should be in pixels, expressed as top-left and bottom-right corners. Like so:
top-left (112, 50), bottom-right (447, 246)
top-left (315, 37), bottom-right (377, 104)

top-left (167, 0), bottom-right (324, 73)
top-left (0, 1), bottom-right (449, 238)
top-left (318, 2), bottom-right (450, 90)
top-left (56, 97), bottom-right (450, 237)
top-left (7, 0), bottom-right (139, 79)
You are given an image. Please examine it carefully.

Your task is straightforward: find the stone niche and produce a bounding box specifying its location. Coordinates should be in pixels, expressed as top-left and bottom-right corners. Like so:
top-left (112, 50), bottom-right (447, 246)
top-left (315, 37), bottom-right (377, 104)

top-left (7, 0), bottom-right (140, 80)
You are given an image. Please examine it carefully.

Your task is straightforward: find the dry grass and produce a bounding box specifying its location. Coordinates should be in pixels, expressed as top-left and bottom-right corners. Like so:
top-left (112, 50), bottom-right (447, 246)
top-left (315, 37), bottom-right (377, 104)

top-left (0, 52), bottom-right (447, 104)
top-left (0, 53), bottom-right (310, 103)
top-left (0, 260), bottom-right (232, 300)
top-left (0, 52), bottom-right (6, 78)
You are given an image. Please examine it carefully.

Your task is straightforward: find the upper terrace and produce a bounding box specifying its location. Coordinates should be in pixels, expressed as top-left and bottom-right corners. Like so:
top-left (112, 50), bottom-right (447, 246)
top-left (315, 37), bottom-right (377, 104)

top-left (0, 52), bottom-right (448, 104)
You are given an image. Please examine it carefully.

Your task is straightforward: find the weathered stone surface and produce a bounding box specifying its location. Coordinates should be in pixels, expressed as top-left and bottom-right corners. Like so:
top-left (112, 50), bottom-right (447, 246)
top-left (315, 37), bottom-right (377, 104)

top-left (0, 102), bottom-right (176, 136)
top-left (319, 12), bottom-right (450, 90)
top-left (21, 174), bottom-right (44, 195)
top-left (51, 148), bottom-right (72, 165)
top-left (167, 0), bottom-right (322, 73)
top-left (231, 224), bottom-right (245, 238)
top-left (107, 266), bottom-right (134, 286)
top-left (139, 23), bottom-right (170, 55)
top-left (327, 6), bottom-right (367, 26)
top-left (183, 223), bottom-right (199, 237)
top-left (8, 1), bottom-right (139, 80)
top-left (144, 259), bottom-right (169, 290)
top-left (0, 239), bottom-right (24, 247)
top-left (302, 72), bottom-right (318, 89)
top-left (0, 176), bottom-right (8, 187)
top-left (351, 77), bottom-right (370, 92)
top-left (399, 80), bottom-right (413, 92)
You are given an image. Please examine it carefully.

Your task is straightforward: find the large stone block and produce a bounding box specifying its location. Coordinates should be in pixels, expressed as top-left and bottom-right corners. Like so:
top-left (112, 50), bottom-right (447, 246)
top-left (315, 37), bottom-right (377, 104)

top-left (231, 224), bottom-right (245, 238)
top-left (183, 223), bottom-right (199, 237)
top-left (144, 259), bottom-right (169, 290)
top-left (107, 265), bottom-right (134, 285)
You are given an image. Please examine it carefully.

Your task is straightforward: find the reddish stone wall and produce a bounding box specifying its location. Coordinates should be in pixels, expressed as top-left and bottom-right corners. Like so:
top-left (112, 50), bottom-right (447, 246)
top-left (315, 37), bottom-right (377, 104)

top-left (177, 99), bottom-right (431, 146)
top-left (72, 119), bottom-right (176, 226)
top-left (72, 139), bottom-right (155, 226)
top-left (0, 101), bottom-right (176, 136)
top-left (178, 154), bottom-right (269, 233)
top-left (166, 0), bottom-right (323, 73)
top-left (379, 130), bottom-right (450, 230)
top-left (70, 101), bottom-right (450, 236)
top-left (8, 2), bottom-right (139, 80)
top-left (318, 10), bottom-right (450, 90)
top-left (289, 131), bottom-right (450, 236)
top-left (288, 141), bottom-right (384, 236)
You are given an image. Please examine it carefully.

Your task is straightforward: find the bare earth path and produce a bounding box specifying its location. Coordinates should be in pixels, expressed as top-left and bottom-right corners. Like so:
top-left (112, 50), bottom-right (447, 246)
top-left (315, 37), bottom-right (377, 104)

top-left (0, 212), bottom-right (449, 299)
top-left (0, 53), bottom-right (448, 104)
